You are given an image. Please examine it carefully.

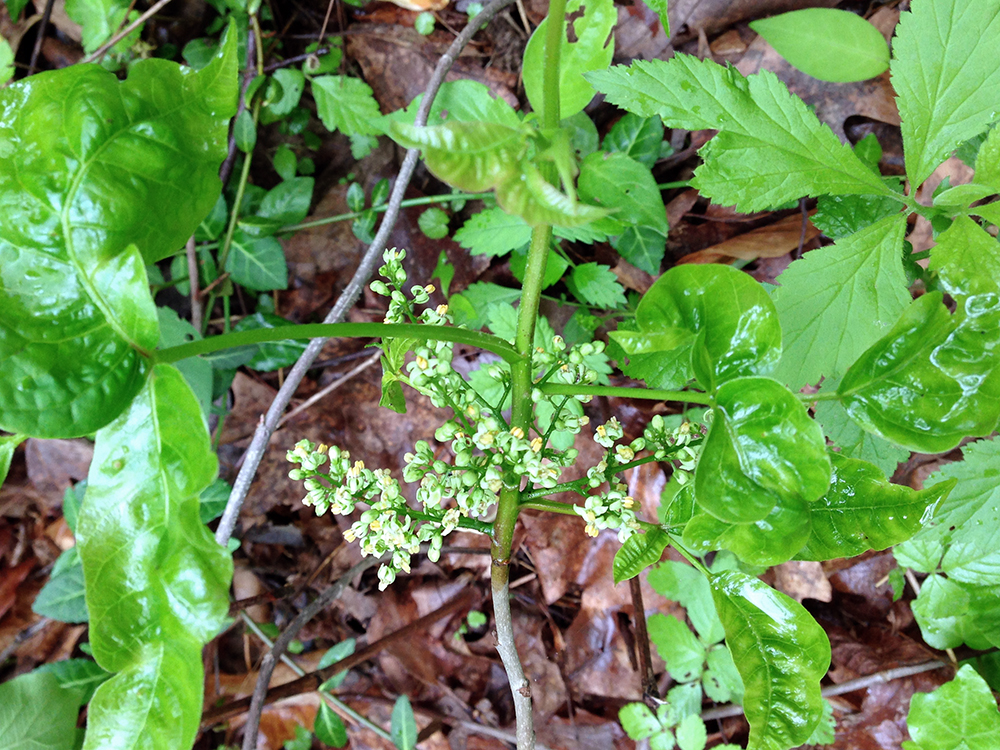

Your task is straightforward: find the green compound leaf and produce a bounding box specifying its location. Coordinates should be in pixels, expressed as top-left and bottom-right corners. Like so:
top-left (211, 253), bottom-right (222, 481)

top-left (773, 214), bottom-right (909, 389)
top-left (312, 75), bottom-right (382, 137)
top-left (613, 527), bottom-right (669, 583)
top-left (0, 671), bottom-right (83, 750)
top-left (603, 113), bottom-right (664, 169)
top-left (78, 364), bottom-right (233, 750)
top-left (522, 0), bottom-right (615, 119)
top-left (389, 120), bottom-right (527, 192)
top-left (619, 702), bottom-right (661, 740)
top-left (839, 292), bottom-right (1000, 454)
top-left (796, 453), bottom-right (955, 562)
top-left (930, 216), bottom-right (1000, 299)
top-left (648, 613), bottom-right (706, 683)
top-left (586, 54), bottom-right (896, 212)
top-left (905, 665), bottom-right (1000, 750)
top-left (612, 264), bottom-right (781, 391)
top-left (749, 9), bottom-right (889, 83)
top-left (695, 377), bottom-right (830, 524)
top-left (710, 571), bottom-right (830, 750)
top-left (891, 0), bottom-right (1000, 188)
top-left (895, 436), bottom-right (1000, 585)
top-left (909, 574), bottom-right (1000, 651)
top-left (0, 30), bottom-right (237, 439)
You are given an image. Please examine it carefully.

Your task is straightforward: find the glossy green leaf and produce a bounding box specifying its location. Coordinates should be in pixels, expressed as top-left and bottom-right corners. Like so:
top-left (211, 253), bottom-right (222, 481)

top-left (33, 563), bottom-right (88, 623)
top-left (613, 528), bottom-right (669, 583)
top-left (0, 433), bottom-right (24, 488)
top-left (226, 231), bottom-right (289, 291)
top-left (749, 9), bottom-right (889, 83)
top-left (78, 364), bottom-right (232, 750)
top-left (0, 671), bottom-right (82, 750)
top-left (811, 191), bottom-right (902, 240)
top-left (891, 0), bottom-right (1000, 187)
top-left (315, 702), bottom-right (348, 748)
top-left (614, 264), bottom-right (781, 391)
top-left (905, 665), bottom-right (1000, 750)
top-left (839, 292), bottom-right (1000, 453)
top-left (814, 391), bottom-right (909, 477)
top-left (773, 214), bottom-right (910, 388)
top-left (909, 574), bottom-right (1000, 651)
top-left (796, 453), bottom-right (955, 561)
top-left (313, 75), bottom-right (382, 136)
top-left (648, 614), bottom-right (706, 683)
top-left (895, 437), bottom-right (1000, 584)
top-left (0, 30), bottom-right (237, 439)
top-left (648, 560), bottom-right (724, 644)
top-left (35, 659), bottom-right (110, 705)
top-left (695, 377), bottom-right (830, 523)
top-left (378, 79), bottom-right (521, 130)
top-left (603, 113), bottom-right (664, 168)
top-left (710, 571), bottom-right (830, 750)
top-left (389, 120), bottom-right (526, 192)
top-left (522, 0), bottom-right (615, 119)
top-left (684, 498), bottom-right (811, 567)
top-left (587, 54), bottom-right (896, 212)
top-left (391, 695), bottom-right (417, 750)
top-left (930, 216), bottom-right (1000, 299)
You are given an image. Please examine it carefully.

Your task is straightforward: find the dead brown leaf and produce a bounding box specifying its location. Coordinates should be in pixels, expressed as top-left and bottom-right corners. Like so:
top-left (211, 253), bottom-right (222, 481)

top-left (677, 211), bottom-right (818, 265)
top-left (24, 439), bottom-right (92, 506)
top-left (773, 560), bottom-right (832, 603)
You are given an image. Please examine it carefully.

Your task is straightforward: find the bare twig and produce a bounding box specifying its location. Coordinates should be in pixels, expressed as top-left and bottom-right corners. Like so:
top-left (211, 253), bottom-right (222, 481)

top-left (492, 577), bottom-right (534, 749)
top-left (629, 577), bottom-right (659, 703)
top-left (276, 351), bottom-right (381, 428)
top-left (214, 0), bottom-right (518, 548)
top-left (263, 48), bottom-right (330, 73)
top-left (28, 0), bottom-right (56, 75)
top-left (700, 660), bottom-right (951, 722)
top-left (185, 236), bottom-right (203, 331)
top-left (82, 0), bottom-right (173, 64)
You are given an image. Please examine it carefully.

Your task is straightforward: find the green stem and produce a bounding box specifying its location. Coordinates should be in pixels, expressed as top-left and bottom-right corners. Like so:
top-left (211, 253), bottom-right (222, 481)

top-left (282, 192), bottom-right (493, 232)
top-left (152, 322), bottom-right (523, 365)
top-left (657, 180), bottom-right (691, 190)
top-left (799, 390), bottom-right (841, 403)
top-left (519, 497), bottom-right (582, 516)
top-left (541, 0), bottom-right (567, 129)
top-left (667, 533), bottom-right (711, 576)
top-left (403, 508), bottom-right (492, 534)
top-left (539, 383), bottom-right (714, 405)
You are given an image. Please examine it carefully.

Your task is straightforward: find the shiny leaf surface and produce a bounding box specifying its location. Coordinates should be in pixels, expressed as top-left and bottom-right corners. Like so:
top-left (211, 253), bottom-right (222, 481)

top-left (711, 571), bottom-right (830, 750)
top-left (78, 364), bottom-right (232, 750)
top-left (613, 527), bottom-right (669, 583)
top-left (684, 498), bottom-right (811, 567)
top-left (929, 216), bottom-right (1000, 299)
top-left (695, 377), bottom-right (830, 523)
top-left (839, 292), bottom-right (1000, 453)
top-left (0, 31), bottom-right (237, 438)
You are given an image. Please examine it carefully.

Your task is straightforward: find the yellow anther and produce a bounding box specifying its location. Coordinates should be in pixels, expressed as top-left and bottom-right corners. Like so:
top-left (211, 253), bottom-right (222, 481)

top-left (623, 497), bottom-right (635, 509)
top-left (579, 416), bottom-right (590, 426)
top-left (510, 426), bottom-right (525, 439)
top-left (344, 529), bottom-right (356, 542)
top-left (425, 284), bottom-right (436, 293)
top-left (416, 355), bottom-right (429, 370)
top-left (597, 425), bottom-right (607, 437)
top-left (317, 444), bottom-right (329, 454)
top-left (436, 304), bottom-right (449, 315)
top-left (530, 437), bottom-right (543, 453)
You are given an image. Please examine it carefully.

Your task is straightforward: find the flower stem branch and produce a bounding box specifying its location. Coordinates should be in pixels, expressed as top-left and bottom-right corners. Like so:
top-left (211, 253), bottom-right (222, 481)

top-left (282, 191), bottom-right (494, 232)
top-left (539, 382), bottom-right (714, 405)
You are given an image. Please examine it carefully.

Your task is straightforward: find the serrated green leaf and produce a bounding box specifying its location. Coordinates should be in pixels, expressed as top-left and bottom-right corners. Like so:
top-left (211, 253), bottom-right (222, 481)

top-left (78, 364), bottom-right (232, 750)
top-left (315, 702), bottom-right (348, 748)
top-left (313, 75), bottom-right (382, 137)
top-left (613, 528), bottom-right (669, 583)
top-left (973, 125), bottom-right (1000, 192)
top-left (814, 390), bottom-right (909, 477)
top-left (711, 571), bottom-right (830, 750)
top-left (35, 659), bottom-right (110, 705)
top-left (522, 0), bottom-right (615, 119)
top-left (796, 453), bottom-right (954, 561)
top-left (805, 699), bottom-right (836, 746)
top-left (648, 614), bottom-right (706, 683)
top-left (587, 54), bottom-right (896, 212)
top-left (391, 695), bottom-right (417, 750)
top-left (226, 231), bottom-right (289, 291)
top-left (895, 437), bottom-right (1000, 584)
top-left (648, 560), bottom-right (724, 644)
top-left (704, 644), bottom-right (744, 704)
top-left (603, 113), bottom-right (664, 168)
top-left (33, 563), bottom-right (88, 623)
top-left (811, 190), bottom-right (902, 239)
top-left (454, 208), bottom-right (532, 257)
top-left (0, 30), bottom-right (237, 439)
top-left (0, 671), bottom-right (82, 750)
top-left (695, 377), bottom-right (830, 524)
top-left (910, 575), bottom-right (1000, 651)
top-left (839, 292), bottom-right (1000, 453)
top-left (906, 665), bottom-right (1000, 750)
top-left (750, 9), bottom-right (889, 83)
top-left (569, 263), bottom-right (626, 309)
top-left (891, 0), bottom-right (1000, 187)
top-left (773, 214), bottom-right (910, 388)
top-left (619, 703), bottom-right (661, 740)
top-left (266, 68), bottom-right (305, 117)
top-left (930, 216), bottom-right (1000, 299)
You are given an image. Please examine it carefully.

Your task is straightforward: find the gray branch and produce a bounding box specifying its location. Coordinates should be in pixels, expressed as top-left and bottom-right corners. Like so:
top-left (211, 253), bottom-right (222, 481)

top-left (492, 578), bottom-right (535, 749)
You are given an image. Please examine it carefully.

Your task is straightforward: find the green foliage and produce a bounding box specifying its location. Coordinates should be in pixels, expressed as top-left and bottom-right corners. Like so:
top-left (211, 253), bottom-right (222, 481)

top-left (749, 9), bottom-right (889, 83)
top-left (391, 695), bottom-right (417, 750)
top-left (315, 702), bottom-right (348, 748)
top-left (418, 207), bottom-right (451, 239)
top-left (903, 665), bottom-right (1000, 750)
top-left (66, 0), bottom-right (130, 53)
top-left (414, 12), bottom-right (435, 35)
top-left (603, 114), bottom-right (664, 168)
top-left (613, 527), bottom-right (669, 583)
top-left (34, 659), bottom-right (111, 705)
top-left (313, 76), bottom-right (383, 137)
top-left (0, 671), bottom-right (84, 750)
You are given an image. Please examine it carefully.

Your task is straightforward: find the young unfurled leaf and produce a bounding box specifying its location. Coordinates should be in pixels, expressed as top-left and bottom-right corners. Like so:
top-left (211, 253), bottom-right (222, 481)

top-left (773, 212), bottom-right (909, 389)
top-left (78, 365), bottom-right (232, 750)
top-left (603, 113), bottom-right (664, 168)
top-left (313, 75), bottom-right (382, 137)
top-left (749, 9), bottom-right (889, 83)
top-left (839, 292), bottom-right (1000, 454)
top-left (389, 121), bottom-right (527, 192)
top-left (587, 54), bottom-right (896, 212)
top-left (929, 216), bottom-right (1000, 299)
top-left (695, 377), bottom-right (830, 524)
top-left (0, 30), bottom-right (237, 439)
top-left (495, 158), bottom-right (611, 228)
top-left (613, 528), bottom-right (669, 583)
top-left (522, 0), bottom-right (615, 119)
top-left (614, 264), bottom-right (781, 391)
top-left (796, 453), bottom-right (955, 561)
top-left (891, 0), bottom-right (1000, 188)
top-left (710, 571), bottom-right (830, 750)
top-left (905, 665), bottom-right (1000, 750)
